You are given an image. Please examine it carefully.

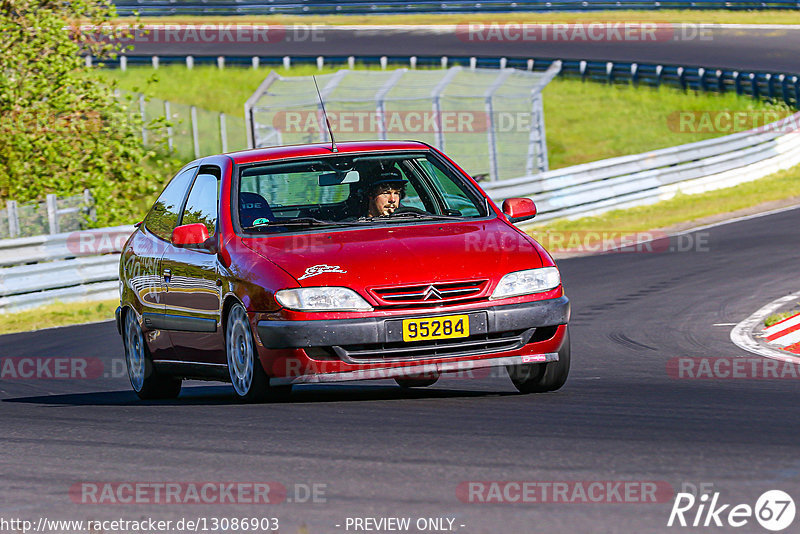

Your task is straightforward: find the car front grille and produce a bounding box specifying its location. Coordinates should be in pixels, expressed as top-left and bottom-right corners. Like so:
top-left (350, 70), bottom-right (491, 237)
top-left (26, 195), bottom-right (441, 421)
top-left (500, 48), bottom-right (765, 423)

top-left (370, 280), bottom-right (489, 306)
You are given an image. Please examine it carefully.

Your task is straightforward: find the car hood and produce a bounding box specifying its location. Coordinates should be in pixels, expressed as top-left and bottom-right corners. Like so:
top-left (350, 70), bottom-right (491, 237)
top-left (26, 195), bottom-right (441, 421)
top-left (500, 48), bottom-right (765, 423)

top-left (241, 218), bottom-right (545, 291)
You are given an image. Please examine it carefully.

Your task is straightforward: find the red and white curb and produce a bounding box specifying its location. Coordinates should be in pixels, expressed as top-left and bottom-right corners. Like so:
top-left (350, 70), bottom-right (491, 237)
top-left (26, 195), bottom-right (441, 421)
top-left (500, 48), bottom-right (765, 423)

top-left (761, 312), bottom-right (800, 354)
top-left (731, 290), bottom-right (800, 364)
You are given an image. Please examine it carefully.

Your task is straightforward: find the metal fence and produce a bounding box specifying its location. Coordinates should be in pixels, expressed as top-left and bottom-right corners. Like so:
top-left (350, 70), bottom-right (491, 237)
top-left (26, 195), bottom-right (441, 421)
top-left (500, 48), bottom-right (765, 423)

top-left (245, 64), bottom-right (561, 181)
top-left (111, 0), bottom-right (800, 16)
top-left (123, 92), bottom-right (249, 160)
top-left (1, 191), bottom-right (94, 239)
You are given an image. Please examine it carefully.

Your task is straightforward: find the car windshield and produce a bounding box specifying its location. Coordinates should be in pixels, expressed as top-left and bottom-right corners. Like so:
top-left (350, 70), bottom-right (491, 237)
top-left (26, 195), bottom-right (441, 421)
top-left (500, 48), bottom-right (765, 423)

top-left (236, 152), bottom-right (489, 233)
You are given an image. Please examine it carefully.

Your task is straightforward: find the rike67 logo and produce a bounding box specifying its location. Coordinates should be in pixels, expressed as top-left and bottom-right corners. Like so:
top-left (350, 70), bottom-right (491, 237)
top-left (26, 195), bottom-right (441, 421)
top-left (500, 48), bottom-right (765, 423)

top-left (668, 490), bottom-right (795, 531)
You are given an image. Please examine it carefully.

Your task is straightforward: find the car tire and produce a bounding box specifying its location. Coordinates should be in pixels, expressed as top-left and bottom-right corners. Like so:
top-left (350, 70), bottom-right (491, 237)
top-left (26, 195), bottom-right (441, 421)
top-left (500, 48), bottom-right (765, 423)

top-left (395, 374), bottom-right (439, 388)
top-left (507, 327), bottom-right (570, 393)
top-left (226, 303), bottom-right (285, 403)
top-left (123, 309), bottom-right (182, 400)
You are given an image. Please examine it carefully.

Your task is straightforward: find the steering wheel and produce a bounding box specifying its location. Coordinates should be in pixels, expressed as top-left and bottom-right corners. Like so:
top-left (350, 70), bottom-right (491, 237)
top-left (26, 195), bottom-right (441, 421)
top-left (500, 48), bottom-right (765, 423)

top-left (391, 205), bottom-right (429, 216)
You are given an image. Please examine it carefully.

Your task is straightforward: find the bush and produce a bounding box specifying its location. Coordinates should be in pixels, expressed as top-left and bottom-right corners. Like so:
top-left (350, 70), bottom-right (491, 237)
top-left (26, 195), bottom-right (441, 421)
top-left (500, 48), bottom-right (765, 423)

top-left (0, 0), bottom-right (177, 226)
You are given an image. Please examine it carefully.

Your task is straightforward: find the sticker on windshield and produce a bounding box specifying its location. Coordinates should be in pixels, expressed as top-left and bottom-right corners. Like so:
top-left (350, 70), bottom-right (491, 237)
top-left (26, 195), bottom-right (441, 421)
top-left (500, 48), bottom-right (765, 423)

top-left (298, 264), bottom-right (347, 280)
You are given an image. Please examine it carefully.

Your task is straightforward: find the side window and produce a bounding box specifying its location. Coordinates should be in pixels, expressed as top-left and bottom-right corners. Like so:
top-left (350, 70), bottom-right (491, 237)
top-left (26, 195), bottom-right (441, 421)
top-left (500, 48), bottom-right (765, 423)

top-left (143, 167), bottom-right (197, 241)
top-left (417, 158), bottom-right (482, 217)
top-left (181, 173), bottom-right (219, 237)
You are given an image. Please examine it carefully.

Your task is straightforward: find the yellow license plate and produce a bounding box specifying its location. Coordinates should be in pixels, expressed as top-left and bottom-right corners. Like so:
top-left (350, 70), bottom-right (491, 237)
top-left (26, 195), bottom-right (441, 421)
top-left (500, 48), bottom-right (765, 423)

top-left (402, 315), bottom-right (470, 342)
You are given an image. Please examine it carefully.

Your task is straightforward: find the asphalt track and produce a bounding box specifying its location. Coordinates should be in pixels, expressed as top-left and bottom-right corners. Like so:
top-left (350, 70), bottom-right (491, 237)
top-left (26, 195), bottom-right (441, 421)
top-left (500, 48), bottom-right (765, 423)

top-left (127, 25), bottom-right (800, 73)
top-left (3, 207), bottom-right (800, 533)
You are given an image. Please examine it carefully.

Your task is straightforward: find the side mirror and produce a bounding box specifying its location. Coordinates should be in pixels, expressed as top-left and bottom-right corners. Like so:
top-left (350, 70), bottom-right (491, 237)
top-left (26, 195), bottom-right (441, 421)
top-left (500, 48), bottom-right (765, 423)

top-left (172, 223), bottom-right (210, 247)
top-left (502, 198), bottom-right (537, 223)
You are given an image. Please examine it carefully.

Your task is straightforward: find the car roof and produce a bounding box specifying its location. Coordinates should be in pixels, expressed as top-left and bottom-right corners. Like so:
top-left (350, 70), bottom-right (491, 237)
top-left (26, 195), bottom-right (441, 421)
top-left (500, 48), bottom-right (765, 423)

top-left (224, 140), bottom-right (433, 165)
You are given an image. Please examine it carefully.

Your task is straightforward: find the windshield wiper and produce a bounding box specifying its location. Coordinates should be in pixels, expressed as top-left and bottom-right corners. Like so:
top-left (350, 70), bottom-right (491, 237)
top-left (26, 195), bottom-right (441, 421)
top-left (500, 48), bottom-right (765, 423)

top-left (243, 217), bottom-right (354, 231)
top-left (383, 212), bottom-right (461, 221)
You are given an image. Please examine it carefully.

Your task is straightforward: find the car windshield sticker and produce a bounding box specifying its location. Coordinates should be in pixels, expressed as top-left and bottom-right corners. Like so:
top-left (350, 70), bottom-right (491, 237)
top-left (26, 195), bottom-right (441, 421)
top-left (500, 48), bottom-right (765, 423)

top-left (298, 264), bottom-right (348, 280)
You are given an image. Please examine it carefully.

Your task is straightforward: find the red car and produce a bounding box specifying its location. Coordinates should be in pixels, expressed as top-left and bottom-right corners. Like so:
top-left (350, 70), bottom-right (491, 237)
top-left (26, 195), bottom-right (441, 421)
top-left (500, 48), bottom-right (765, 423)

top-left (117, 141), bottom-right (570, 401)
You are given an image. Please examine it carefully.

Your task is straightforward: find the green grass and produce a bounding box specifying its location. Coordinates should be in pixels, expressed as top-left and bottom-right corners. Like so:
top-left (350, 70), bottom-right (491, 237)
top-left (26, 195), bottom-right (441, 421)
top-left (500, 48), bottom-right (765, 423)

top-left (126, 10), bottom-right (800, 25)
top-left (97, 65), bottom-right (793, 170)
top-left (765, 310), bottom-right (800, 328)
top-left (527, 163), bottom-right (800, 239)
top-left (0, 300), bottom-right (118, 336)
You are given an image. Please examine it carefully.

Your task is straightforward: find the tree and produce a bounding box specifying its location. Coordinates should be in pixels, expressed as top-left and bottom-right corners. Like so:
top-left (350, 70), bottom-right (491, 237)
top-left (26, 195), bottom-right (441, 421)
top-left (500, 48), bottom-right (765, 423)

top-left (0, 0), bottom-right (174, 226)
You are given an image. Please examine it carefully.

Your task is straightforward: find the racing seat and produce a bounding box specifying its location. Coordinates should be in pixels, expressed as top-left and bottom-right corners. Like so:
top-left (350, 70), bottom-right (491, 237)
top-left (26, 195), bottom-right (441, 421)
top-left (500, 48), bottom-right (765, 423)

top-left (239, 192), bottom-right (274, 227)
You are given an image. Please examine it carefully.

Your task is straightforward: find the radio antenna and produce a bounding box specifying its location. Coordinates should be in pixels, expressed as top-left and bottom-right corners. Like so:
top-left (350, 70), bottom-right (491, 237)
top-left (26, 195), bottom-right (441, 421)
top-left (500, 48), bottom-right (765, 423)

top-left (313, 75), bottom-right (338, 153)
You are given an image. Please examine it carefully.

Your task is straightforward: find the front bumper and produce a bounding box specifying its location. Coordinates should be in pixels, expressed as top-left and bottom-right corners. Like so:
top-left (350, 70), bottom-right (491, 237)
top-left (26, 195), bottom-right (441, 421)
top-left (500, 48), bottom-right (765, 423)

top-left (257, 296), bottom-right (569, 355)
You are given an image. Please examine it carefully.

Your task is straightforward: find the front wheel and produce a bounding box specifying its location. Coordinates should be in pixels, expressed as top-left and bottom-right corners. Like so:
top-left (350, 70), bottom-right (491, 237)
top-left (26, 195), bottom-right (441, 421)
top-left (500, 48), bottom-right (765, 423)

top-left (507, 327), bottom-right (570, 393)
top-left (226, 303), bottom-right (290, 402)
top-left (123, 309), bottom-right (181, 400)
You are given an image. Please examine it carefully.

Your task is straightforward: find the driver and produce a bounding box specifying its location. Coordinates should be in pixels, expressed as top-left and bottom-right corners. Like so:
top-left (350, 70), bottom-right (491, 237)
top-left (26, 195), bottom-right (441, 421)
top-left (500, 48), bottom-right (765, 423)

top-left (363, 168), bottom-right (407, 218)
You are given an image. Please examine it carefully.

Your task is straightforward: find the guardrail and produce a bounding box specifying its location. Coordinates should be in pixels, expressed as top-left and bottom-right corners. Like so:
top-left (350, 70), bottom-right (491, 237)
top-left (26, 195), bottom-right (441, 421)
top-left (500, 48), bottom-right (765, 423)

top-left (111, 0), bottom-right (800, 16)
top-left (0, 226), bottom-right (132, 313)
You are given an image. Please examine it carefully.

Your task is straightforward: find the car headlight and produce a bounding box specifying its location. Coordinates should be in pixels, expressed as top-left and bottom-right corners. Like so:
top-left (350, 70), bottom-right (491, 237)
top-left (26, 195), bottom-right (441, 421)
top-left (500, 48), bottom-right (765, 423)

top-left (275, 287), bottom-right (373, 312)
top-left (490, 267), bottom-right (561, 299)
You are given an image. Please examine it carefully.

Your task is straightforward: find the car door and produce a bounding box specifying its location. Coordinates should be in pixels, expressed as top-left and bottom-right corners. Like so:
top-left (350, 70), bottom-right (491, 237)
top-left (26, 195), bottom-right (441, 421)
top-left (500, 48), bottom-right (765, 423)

top-left (161, 166), bottom-right (225, 364)
top-left (135, 165), bottom-right (197, 360)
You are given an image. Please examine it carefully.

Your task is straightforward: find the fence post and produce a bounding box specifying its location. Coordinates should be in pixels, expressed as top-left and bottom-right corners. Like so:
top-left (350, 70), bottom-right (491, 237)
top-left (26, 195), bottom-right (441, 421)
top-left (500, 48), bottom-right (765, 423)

top-left (120, 55), bottom-right (127, 71)
top-left (606, 62), bottom-right (613, 84)
top-left (765, 73), bottom-right (774, 99)
top-left (316, 56), bottom-right (324, 70)
top-left (139, 93), bottom-right (147, 144)
top-left (734, 71), bottom-right (742, 95)
top-left (348, 56), bottom-right (355, 69)
top-left (217, 56), bottom-right (225, 69)
top-left (164, 100), bottom-right (174, 152)
top-left (485, 69), bottom-right (513, 182)
top-left (750, 73), bottom-right (759, 99)
top-left (151, 55), bottom-right (159, 69)
top-left (252, 56), bottom-right (259, 69)
top-left (186, 55), bottom-right (194, 69)
top-left (83, 189), bottom-right (96, 223)
top-left (793, 76), bottom-right (800, 110)
top-left (409, 56), bottom-right (417, 69)
top-left (631, 63), bottom-right (639, 87)
top-left (6, 201), bottom-right (19, 238)
top-left (220, 113), bottom-right (228, 153)
top-left (526, 93), bottom-right (549, 175)
top-left (191, 105), bottom-right (200, 158)
top-left (46, 194), bottom-right (59, 235)
top-left (282, 56), bottom-right (291, 70)
top-left (698, 67), bottom-right (706, 91)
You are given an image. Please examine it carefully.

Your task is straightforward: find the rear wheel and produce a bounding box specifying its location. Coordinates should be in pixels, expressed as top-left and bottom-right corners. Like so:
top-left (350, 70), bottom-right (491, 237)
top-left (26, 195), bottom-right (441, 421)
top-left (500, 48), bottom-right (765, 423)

top-left (226, 303), bottom-right (290, 402)
top-left (395, 374), bottom-right (439, 388)
top-left (123, 309), bottom-right (181, 400)
top-left (507, 327), bottom-right (570, 393)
